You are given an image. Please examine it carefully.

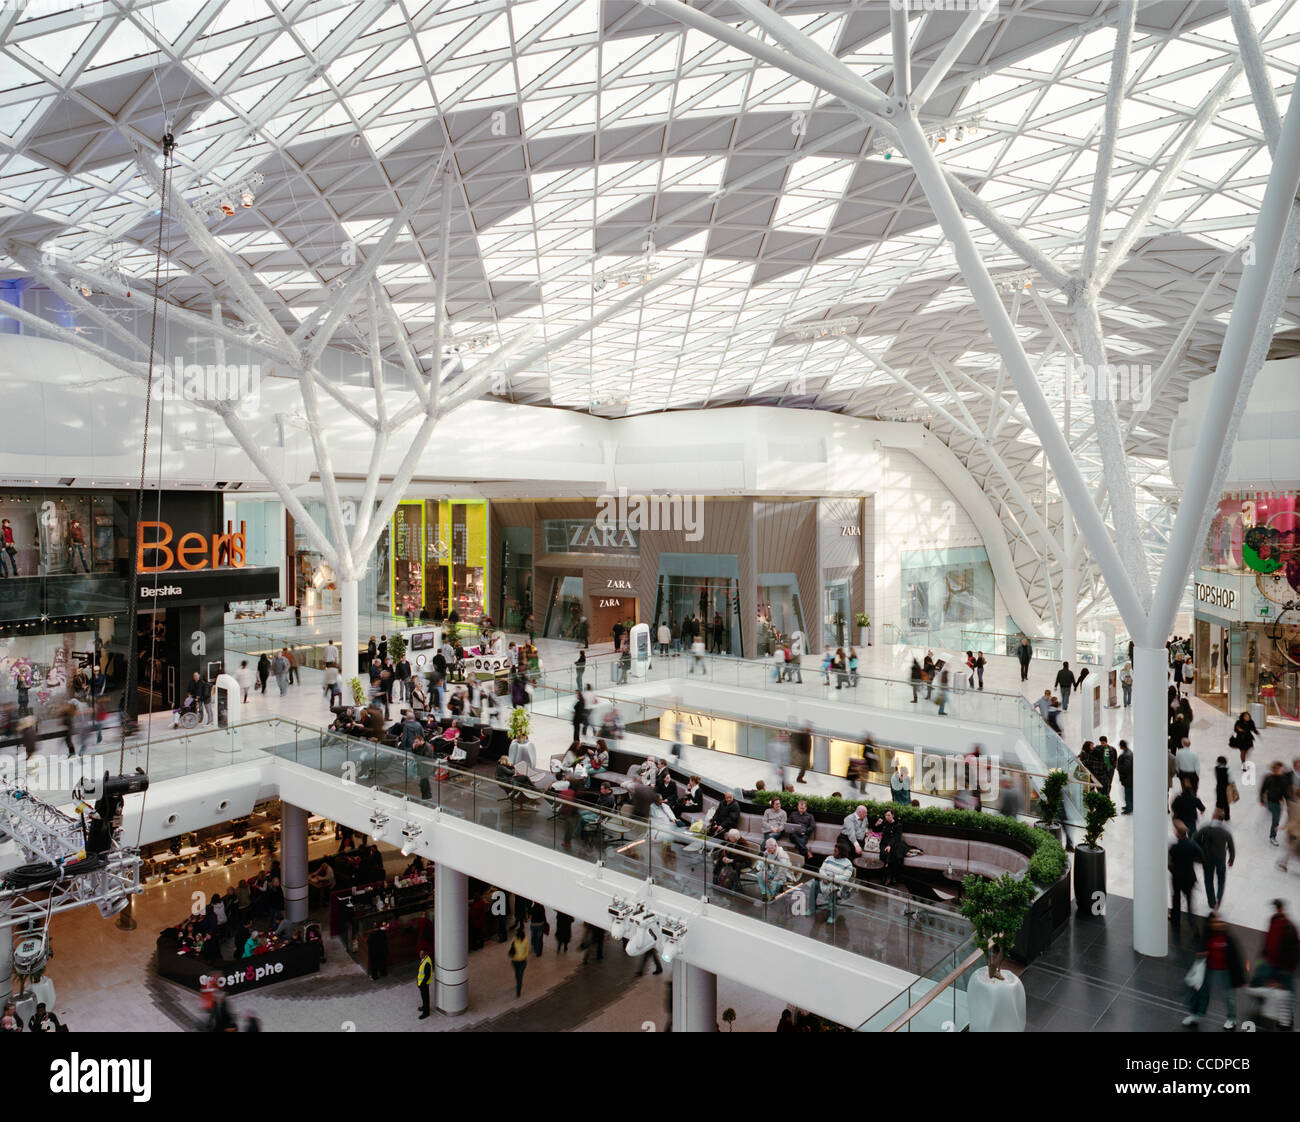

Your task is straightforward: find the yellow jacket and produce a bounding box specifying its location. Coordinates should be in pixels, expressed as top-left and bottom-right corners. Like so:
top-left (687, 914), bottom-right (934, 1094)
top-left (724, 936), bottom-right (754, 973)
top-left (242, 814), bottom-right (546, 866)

top-left (417, 954), bottom-right (432, 984)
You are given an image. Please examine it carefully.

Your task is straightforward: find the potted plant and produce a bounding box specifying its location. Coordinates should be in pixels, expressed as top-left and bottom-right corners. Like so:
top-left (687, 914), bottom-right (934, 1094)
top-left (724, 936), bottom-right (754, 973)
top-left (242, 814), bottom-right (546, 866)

top-left (349, 676), bottom-right (366, 706)
top-left (509, 706), bottom-right (530, 743)
top-left (388, 632), bottom-right (407, 662)
top-left (721, 1007), bottom-right (736, 1032)
top-left (959, 872), bottom-right (1037, 1031)
top-left (855, 612), bottom-right (870, 646)
top-left (1036, 769), bottom-right (1067, 844)
top-left (1073, 789), bottom-right (1116, 918)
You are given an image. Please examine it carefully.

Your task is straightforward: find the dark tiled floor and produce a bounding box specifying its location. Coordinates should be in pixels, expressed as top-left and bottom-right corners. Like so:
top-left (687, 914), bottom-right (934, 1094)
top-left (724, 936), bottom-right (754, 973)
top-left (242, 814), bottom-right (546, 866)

top-left (1016, 896), bottom-right (1286, 1032)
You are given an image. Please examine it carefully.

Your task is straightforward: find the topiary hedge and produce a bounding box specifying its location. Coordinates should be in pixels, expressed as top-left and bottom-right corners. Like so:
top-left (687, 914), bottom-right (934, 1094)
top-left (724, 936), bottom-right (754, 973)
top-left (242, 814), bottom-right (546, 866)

top-left (742, 789), bottom-right (1067, 887)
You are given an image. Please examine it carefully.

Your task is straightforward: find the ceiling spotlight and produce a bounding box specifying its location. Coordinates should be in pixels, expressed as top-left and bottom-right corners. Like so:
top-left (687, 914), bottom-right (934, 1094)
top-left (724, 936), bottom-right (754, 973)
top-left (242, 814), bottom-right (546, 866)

top-left (658, 916), bottom-right (687, 964)
top-left (623, 913), bottom-right (659, 958)
top-left (954, 127), bottom-right (965, 141)
top-left (400, 822), bottom-right (422, 857)
top-left (787, 315), bottom-right (860, 340)
top-left (369, 809), bottom-right (389, 833)
top-left (78, 283), bottom-right (92, 298)
top-left (219, 199), bottom-right (236, 216)
top-left (241, 189), bottom-right (255, 207)
top-left (883, 149), bottom-right (892, 160)
top-left (937, 131), bottom-right (947, 143)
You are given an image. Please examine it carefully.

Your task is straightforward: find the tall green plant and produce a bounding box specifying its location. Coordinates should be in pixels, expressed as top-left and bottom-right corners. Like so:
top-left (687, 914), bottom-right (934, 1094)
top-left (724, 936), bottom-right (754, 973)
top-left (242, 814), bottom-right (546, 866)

top-left (444, 620), bottom-right (460, 648)
top-left (388, 632), bottom-right (407, 662)
top-left (1038, 769), bottom-right (1068, 828)
top-left (959, 872), bottom-right (1037, 979)
top-left (1080, 789), bottom-right (1117, 849)
top-left (349, 677), bottom-right (366, 706)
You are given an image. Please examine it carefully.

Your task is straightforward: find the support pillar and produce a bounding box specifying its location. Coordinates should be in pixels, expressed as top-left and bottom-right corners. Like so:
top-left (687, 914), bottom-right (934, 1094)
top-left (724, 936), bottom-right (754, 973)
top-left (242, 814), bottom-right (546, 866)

top-left (435, 863), bottom-right (468, 1015)
top-left (0, 926), bottom-right (11, 1002)
top-left (1061, 515), bottom-right (1078, 666)
top-left (1132, 644), bottom-right (1168, 957)
top-left (340, 578), bottom-right (359, 683)
top-left (671, 961), bottom-right (717, 1032)
top-left (281, 802), bottom-right (309, 924)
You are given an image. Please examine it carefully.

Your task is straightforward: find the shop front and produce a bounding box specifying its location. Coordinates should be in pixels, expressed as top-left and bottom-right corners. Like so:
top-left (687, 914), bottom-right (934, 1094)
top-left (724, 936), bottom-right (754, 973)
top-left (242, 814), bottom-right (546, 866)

top-left (489, 497), bottom-right (845, 657)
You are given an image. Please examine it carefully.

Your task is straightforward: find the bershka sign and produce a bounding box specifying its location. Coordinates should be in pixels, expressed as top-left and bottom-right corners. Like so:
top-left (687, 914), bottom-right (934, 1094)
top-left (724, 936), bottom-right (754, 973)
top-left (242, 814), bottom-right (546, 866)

top-left (137, 519), bottom-right (246, 573)
top-left (201, 961), bottom-right (284, 989)
top-left (48, 1054), bottom-right (151, 1102)
top-left (140, 585), bottom-right (183, 597)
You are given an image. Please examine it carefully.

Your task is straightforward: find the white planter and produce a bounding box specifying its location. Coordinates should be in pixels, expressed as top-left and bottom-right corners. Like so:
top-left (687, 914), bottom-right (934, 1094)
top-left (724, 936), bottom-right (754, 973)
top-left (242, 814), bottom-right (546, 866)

top-left (967, 967), bottom-right (1026, 1032)
top-left (859, 627), bottom-right (869, 647)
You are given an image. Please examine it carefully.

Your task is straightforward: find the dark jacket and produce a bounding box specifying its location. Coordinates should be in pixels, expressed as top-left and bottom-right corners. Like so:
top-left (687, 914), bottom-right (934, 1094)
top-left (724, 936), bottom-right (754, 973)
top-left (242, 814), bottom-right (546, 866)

top-left (787, 809), bottom-right (816, 839)
top-left (1055, 667), bottom-right (1076, 690)
top-left (1171, 790), bottom-right (1205, 831)
top-left (1194, 822), bottom-right (1235, 865)
top-left (1168, 836), bottom-right (1205, 886)
top-left (712, 799), bottom-right (741, 833)
top-left (1116, 749), bottom-right (1134, 787)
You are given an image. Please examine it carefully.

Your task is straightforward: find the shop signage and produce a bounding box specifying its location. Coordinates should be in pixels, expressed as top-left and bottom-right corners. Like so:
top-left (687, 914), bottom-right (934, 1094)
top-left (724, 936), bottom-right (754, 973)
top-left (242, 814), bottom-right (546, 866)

top-left (1193, 569), bottom-right (1244, 621)
top-left (137, 520), bottom-right (247, 573)
top-left (570, 523), bottom-right (637, 550)
top-left (598, 598), bottom-right (625, 608)
top-left (135, 566), bottom-right (279, 607)
top-left (840, 525), bottom-right (861, 536)
top-left (606, 579), bottom-right (634, 589)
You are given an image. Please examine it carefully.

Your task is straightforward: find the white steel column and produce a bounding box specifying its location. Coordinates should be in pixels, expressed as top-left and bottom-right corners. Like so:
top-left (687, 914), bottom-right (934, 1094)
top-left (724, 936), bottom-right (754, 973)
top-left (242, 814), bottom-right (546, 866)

top-left (1131, 645), bottom-right (1169, 957)
top-left (672, 961), bottom-right (717, 1032)
top-left (281, 802), bottom-right (309, 924)
top-left (340, 578), bottom-right (360, 683)
top-left (435, 863), bottom-right (469, 1015)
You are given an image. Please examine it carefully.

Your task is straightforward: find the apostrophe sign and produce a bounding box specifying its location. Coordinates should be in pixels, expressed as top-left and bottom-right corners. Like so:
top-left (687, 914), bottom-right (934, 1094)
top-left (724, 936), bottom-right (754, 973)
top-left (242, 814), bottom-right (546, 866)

top-left (137, 520), bottom-right (247, 573)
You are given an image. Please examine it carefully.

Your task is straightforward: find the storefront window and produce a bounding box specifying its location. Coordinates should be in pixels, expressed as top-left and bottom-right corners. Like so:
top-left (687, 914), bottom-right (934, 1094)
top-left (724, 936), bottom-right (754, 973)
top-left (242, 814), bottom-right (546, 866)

top-left (543, 575), bottom-right (584, 639)
top-left (498, 526), bottom-right (532, 631)
top-left (653, 554), bottom-right (741, 655)
top-left (757, 572), bottom-right (804, 654)
top-left (899, 547), bottom-right (995, 649)
top-left (391, 502), bottom-right (424, 620)
top-left (823, 577), bottom-right (850, 650)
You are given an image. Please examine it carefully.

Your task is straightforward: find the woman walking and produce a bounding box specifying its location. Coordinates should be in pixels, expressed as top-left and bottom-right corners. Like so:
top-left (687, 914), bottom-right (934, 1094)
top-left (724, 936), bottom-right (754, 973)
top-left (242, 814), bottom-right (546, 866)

top-left (508, 925), bottom-right (529, 997)
top-left (1230, 710), bottom-right (1259, 767)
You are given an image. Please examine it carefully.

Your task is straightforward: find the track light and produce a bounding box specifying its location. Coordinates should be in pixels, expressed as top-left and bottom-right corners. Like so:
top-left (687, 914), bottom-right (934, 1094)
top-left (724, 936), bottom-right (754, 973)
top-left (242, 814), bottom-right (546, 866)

top-left (624, 914), bottom-right (658, 958)
top-left (400, 822), bottom-right (422, 856)
top-left (219, 199), bottom-right (236, 216)
top-left (658, 916), bottom-right (687, 964)
top-left (241, 189), bottom-right (255, 207)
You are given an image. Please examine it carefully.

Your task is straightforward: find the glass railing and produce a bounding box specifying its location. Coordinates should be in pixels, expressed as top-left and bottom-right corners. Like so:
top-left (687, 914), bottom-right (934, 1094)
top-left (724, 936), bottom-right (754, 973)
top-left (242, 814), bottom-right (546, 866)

top-left (109, 716), bottom-right (971, 982)
top-left (532, 651), bottom-right (1031, 728)
top-left (857, 943), bottom-right (983, 1031)
top-left (225, 612), bottom-right (484, 670)
top-left (272, 729), bottom-right (971, 979)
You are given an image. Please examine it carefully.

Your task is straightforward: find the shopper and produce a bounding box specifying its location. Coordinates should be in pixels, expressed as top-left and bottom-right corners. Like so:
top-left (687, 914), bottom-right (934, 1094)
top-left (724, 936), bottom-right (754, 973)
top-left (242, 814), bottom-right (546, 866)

top-left (581, 922), bottom-right (604, 963)
top-left (1183, 912), bottom-right (1245, 1030)
top-left (272, 649), bottom-right (289, 696)
top-left (554, 910), bottom-right (573, 953)
top-left (1261, 761), bottom-right (1289, 847)
top-left (1117, 740), bottom-right (1134, 814)
top-left (235, 659), bottom-right (253, 703)
top-left (1017, 636), bottom-right (1033, 682)
top-left (1054, 661), bottom-right (1077, 711)
top-left (1194, 809), bottom-right (1235, 911)
top-left (256, 652), bottom-right (270, 693)
top-left (974, 650), bottom-right (986, 690)
top-left (1171, 777), bottom-right (1205, 834)
top-left (416, 945), bottom-right (432, 1019)
top-left (1120, 661), bottom-right (1133, 707)
top-left (528, 901), bottom-right (547, 957)
top-left (1230, 710), bottom-right (1260, 767)
top-left (286, 645), bottom-right (299, 686)
top-left (508, 925), bottom-right (529, 997)
top-left (1168, 820), bottom-right (1204, 936)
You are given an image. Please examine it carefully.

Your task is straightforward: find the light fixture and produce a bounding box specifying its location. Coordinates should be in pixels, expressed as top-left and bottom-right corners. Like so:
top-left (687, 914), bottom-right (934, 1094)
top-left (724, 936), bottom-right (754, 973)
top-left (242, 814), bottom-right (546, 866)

top-left (241, 188), bottom-right (255, 207)
top-left (937, 130), bottom-right (947, 143)
top-left (369, 809), bottom-right (389, 833)
top-left (219, 199), bottom-right (236, 216)
top-left (607, 898), bottom-right (636, 941)
top-left (624, 913), bottom-right (658, 958)
top-left (658, 916), bottom-right (687, 964)
top-left (400, 822), bottom-right (422, 856)
top-left (786, 315), bottom-right (860, 340)
top-left (883, 149), bottom-right (892, 160)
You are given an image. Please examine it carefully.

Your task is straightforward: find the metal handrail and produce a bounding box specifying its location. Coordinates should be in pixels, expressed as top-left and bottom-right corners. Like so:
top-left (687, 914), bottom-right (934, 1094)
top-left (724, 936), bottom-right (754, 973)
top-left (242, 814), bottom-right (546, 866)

top-left (882, 948), bottom-right (984, 1032)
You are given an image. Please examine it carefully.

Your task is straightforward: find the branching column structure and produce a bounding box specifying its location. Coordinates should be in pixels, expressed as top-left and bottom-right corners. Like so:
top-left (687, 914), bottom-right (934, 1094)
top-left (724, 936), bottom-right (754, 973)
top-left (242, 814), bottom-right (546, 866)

top-left (13, 146), bottom-right (695, 683)
top-left (659, 0), bottom-right (1300, 957)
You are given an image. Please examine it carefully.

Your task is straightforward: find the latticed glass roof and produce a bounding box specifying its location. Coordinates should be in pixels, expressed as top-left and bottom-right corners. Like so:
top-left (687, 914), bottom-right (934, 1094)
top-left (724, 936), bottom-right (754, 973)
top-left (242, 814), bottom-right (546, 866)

top-left (1, 0), bottom-right (1297, 623)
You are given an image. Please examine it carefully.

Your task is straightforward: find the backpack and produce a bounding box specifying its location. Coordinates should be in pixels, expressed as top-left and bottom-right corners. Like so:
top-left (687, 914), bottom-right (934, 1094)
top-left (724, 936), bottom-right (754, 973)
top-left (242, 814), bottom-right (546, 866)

top-left (715, 863), bottom-right (739, 891)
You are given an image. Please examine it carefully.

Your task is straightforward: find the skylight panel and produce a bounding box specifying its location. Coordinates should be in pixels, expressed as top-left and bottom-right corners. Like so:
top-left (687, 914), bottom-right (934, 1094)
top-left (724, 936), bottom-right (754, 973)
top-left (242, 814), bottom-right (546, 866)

top-left (13, 23), bottom-right (94, 74)
top-left (88, 18), bottom-right (160, 68)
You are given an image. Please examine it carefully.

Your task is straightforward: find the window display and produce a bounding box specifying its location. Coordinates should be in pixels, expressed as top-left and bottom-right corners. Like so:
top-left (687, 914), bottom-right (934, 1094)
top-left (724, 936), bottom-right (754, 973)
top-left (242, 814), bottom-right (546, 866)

top-left (757, 572), bottom-right (804, 653)
top-left (900, 547), bottom-right (995, 648)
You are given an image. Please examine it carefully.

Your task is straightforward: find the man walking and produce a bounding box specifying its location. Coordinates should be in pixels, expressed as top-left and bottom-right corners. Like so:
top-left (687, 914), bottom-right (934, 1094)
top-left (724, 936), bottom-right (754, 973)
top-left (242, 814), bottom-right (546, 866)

top-left (1168, 820), bottom-right (1205, 936)
top-left (416, 945), bottom-right (432, 1019)
top-left (1195, 810), bottom-right (1236, 910)
top-left (1017, 636), bottom-right (1033, 682)
top-left (286, 645), bottom-right (299, 686)
top-left (1054, 661), bottom-right (1077, 711)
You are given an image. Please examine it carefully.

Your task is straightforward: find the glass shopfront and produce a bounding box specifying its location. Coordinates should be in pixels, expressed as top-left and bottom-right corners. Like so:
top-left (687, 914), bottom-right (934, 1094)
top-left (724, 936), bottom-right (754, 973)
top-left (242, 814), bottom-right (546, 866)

top-left (757, 572), bottom-right (804, 654)
top-left (497, 526), bottom-right (533, 631)
top-left (823, 577), bottom-right (851, 650)
top-left (542, 574), bottom-right (584, 640)
top-left (900, 546), bottom-right (995, 649)
top-left (653, 554), bottom-right (741, 655)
